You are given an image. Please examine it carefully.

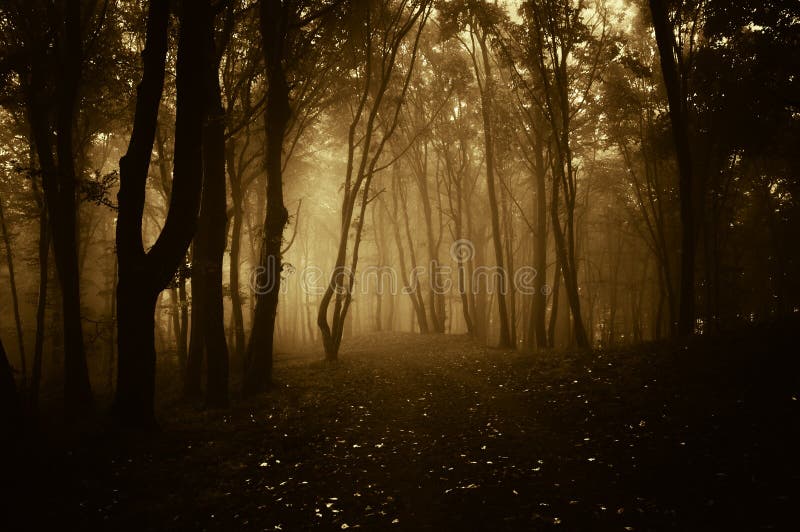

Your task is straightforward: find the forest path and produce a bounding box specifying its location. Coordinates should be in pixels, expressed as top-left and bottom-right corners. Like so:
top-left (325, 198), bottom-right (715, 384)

top-left (16, 328), bottom-right (800, 531)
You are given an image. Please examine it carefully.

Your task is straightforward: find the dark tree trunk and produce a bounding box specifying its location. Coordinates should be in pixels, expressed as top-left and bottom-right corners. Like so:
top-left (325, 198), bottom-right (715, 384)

top-left (169, 287), bottom-right (182, 365)
top-left (547, 255), bottom-right (562, 349)
top-left (1, 337), bottom-right (22, 446)
top-left (649, 0), bottom-right (695, 337)
top-left (178, 268), bottom-right (189, 363)
top-left (243, 0), bottom-right (291, 396)
top-left (184, 0), bottom-right (230, 408)
top-left (413, 144), bottom-right (445, 333)
top-left (477, 34), bottom-right (512, 349)
top-left (227, 143), bottom-right (246, 364)
top-left (0, 198), bottom-right (26, 387)
top-left (397, 175), bottom-right (430, 334)
top-left (531, 129), bottom-right (548, 350)
top-left (59, 0), bottom-right (94, 416)
top-left (201, 39), bottom-right (230, 407)
top-left (24, 0), bottom-right (94, 418)
top-left (185, 250), bottom-right (205, 397)
top-left (115, 285), bottom-right (159, 426)
top-left (30, 197), bottom-right (49, 414)
top-left (114, 0), bottom-right (205, 428)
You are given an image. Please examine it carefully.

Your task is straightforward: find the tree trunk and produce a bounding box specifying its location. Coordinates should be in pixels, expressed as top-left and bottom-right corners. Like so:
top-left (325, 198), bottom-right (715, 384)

top-left (227, 143), bottom-right (246, 363)
top-left (184, 21), bottom-right (230, 407)
top-left (178, 268), bottom-right (189, 364)
top-left (388, 189), bottom-right (428, 334)
top-left (649, 0), bottom-right (695, 336)
top-left (242, 0), bottom-right (291, 396)
top-left (114, 0), bottom-right (205, 427)
top-left (414, 143), bottom-right (445, 333)
top-left (531, 129), bottom-right (548, 350)
top-left (398, 176), bottom-right (430, 334)
top-left (318, 1), bottom-right (429, 359)
top-left (31, 206), bottom-right (49, 414)
top-left (476, 33), bottom-right (512, 348)
top-left (107, 251), bottom-right (117, 393)
top-left (547, 255), bottom-right (561, 349)
top-left (1, 337), bottom-right (22, 446)
top-left (0, 199), bottom-right (26, 387)
top-left (200, 46), bottom-right (230, 408)
top-left (169, 287), bottom-right (183, 365)
top-left (24, 0), bottom-right (94, 418)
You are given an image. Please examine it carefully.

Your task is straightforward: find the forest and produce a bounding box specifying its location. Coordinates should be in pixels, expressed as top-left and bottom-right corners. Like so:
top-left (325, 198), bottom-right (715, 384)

top-left (0, 0), bottom-right (798, 530)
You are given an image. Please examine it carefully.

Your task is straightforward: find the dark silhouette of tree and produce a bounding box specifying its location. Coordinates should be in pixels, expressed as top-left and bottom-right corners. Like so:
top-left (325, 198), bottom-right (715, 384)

top-left (114, 0), bottom-right (206, 428)
top-left (243, 0), bottom-right (342, 393)
top-left (241, 0), bottom-right (294, 395)
top-left (648, 0), bottom-right (696, 336)
top-left (0, 195), bottom-right (25, 383)
top-left (185, 1), bottom-right (236, 408)
top-left (1, 0), bottom-right (95, 416)
top-left (0, 336), bottom-right (21, 442)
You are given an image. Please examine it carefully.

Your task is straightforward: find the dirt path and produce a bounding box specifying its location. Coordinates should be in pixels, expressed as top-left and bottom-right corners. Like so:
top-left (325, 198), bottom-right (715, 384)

top-left (8, 329), bottom-right (800, 531)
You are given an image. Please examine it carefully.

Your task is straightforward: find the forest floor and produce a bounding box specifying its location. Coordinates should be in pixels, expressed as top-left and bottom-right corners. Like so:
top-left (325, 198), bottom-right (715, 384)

top-left (4, 322), bottom-right (800, 531)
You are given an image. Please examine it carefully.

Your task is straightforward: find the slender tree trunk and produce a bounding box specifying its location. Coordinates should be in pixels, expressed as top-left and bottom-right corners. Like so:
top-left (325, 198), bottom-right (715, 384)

top-left (107, 251), bottom-right (117, 392)
top-left (531, 131), bottom-right (548, 350)
top-left (1, 337), bottom-right (22, 445)
top-left (550, 164), bottom-right (590, 349)
top-left (649, 0), bottom-right (695, 336)
top-left (501, 181), bottom-right (517, 347)
top-left (25, 0), bottom-right (94, 417)
top-left (547, 255), bottom-right (561, 349)
top-left (414, 143), bottom-right (444, 333)
top-left (388, 190), bottom-right (428, 334)
top-left (185, 22), bottom-right (230, 407)
top-left (31, 200), bottom-right (49, 413)
top-left (169, 287), bottom-right (182, 364)
top-left (227, 145), bottom-right (246, 363)
top-left (0, 200), bottom-right (26, 387)
top-left (398, 178), bottom-right (430, 333)
top-left (318, 2), bottom-right (429, 358)
top-left (243, 0), bottom-right (291, 396)
top-left (476, 33), bottom-right (512, 348)
top-left (178, 267), bottom-right (189, 363)
top-left (186, 249), bottom-right (204, 396)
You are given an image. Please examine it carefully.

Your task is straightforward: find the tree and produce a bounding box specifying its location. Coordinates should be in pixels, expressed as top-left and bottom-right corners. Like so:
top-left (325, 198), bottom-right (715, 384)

top-left (521, 0), bottom-right (611, 349)
top-left (220, 4), bottom-right (266, 367)
top-left (0, 194), bottom-right (25, 384)
top-left (435, 83), bottom-right (481, 337)
top-left (393, 33), bottom-right (456, 334)
top-left (648, 0), bottom-right (696, 336)
top-left (243, 0), bottom-right (343, 395)
top-left (602, 16), bottom-right (679, 338)
top-left (498, 14), bottom-right (554, 350)
top-left (317, 0), bottom-right (432, 360)
top-left (114, 0), bottom-right (206, 427)
top-left (0, 336), bottom-right (22, 444)
top-left (441, 0), bottom-right (514, 348)
top-left (1, 0), bottom-right (95, 416)
top-left (185, 1), bottom-right (235, 408)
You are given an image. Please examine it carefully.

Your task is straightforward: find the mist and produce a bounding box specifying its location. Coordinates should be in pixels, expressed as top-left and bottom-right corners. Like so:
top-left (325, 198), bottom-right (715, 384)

top-left (1, 0), bottom-right (798, 530)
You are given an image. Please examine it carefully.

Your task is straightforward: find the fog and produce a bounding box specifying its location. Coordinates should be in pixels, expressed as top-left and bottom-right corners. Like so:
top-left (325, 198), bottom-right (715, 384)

top-left (0, 0), bottom-right (798, 529)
